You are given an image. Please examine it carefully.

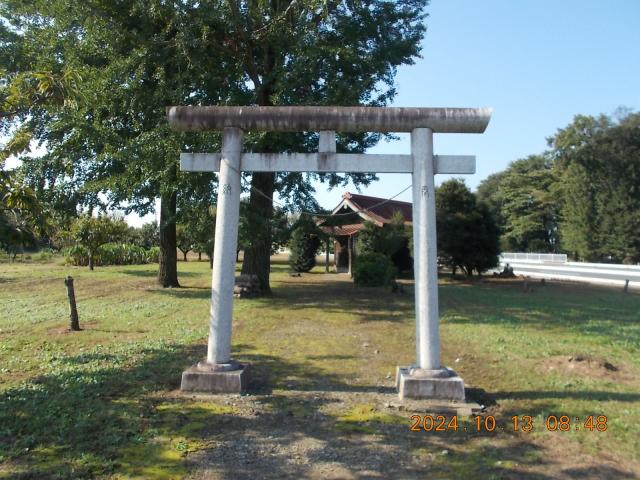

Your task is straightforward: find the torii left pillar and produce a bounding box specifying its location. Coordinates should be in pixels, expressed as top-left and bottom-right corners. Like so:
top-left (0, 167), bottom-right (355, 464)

top-left (180, 127), bottom-right (249, 393)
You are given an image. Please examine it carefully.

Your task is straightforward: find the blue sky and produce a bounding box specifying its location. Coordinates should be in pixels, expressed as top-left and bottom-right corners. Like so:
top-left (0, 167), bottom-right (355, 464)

top-left (308, 0), bottom-right (640, 211)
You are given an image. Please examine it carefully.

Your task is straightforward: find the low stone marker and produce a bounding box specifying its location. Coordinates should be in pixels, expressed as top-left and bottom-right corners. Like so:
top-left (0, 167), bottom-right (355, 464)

top-left (234, 274), bottom-right (260, 298)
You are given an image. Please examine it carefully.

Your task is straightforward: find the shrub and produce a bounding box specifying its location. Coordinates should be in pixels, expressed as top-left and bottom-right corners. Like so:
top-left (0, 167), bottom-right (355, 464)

top-left (356, 213), bottom-right (412, 273)
top-left (146, 246), bottom-right (160, 263)
top-left (99, 243), bottom-right (149, 265)
top-left (353, 252), bottom-right (398, 286)
top-left (34, 250), bottom-right (54, 263)
top-left (66, 245), bottom-right (90, 266)
top-left (65, 243), bottom-right (158, 266)
top-left (289, 223), bottom-right (321, 273)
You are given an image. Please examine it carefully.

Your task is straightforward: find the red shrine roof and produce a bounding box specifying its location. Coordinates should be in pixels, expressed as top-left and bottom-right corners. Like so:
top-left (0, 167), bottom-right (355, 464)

top-left (331, 192), bottom-right (413, 227)
top-left (327, 223), bottom-right (364, 236)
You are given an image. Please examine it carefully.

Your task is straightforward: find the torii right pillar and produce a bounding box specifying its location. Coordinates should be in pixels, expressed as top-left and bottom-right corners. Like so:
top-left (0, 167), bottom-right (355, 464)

top-left (396, 127), bottom-right (465, 401)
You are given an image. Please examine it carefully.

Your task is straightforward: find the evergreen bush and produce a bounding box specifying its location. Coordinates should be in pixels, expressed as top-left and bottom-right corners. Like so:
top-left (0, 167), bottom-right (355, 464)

top-left (289, 225), bottom-right (321, 273)
top-left (353, 253), bottom-right (398, 286)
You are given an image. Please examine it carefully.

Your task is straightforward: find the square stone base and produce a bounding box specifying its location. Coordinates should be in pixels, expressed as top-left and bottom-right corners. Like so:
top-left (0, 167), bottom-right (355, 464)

top-left (396, 366), bottom-right (465, 401)
top-left (181, 363), bottom-right (249, 393)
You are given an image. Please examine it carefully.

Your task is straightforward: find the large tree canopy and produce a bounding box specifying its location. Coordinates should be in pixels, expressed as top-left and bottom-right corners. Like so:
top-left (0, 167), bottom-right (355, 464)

top-left (225, 0), bottom-right (429, 292)
top-left (1, 0), bottom-right (429, 290)
top-left (550, 112), bottom-right (640, 262)
top-left (1, 0), bottom-right (242, 286)
top-left (477, 110), bottom-right (639, 263)
top-left (477, 155), bottom-right (558, 253)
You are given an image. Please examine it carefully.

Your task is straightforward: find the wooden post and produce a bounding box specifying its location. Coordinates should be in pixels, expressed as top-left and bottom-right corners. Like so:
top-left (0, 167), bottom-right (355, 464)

top-left (325, 237), bottom-right (330, 273)
top-left (64, 276), bottom-right (80, 331)
top-left (348, 235), bottom-right (353, 278)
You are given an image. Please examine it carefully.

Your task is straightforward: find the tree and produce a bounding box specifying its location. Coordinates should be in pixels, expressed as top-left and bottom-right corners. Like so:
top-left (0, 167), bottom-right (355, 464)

top-left (477, 155), bottom-right (559, 253)
top-left (133, 222), bottom-right (159, 250)
top-left (270, 208), bottom-right (292, 255)
top-left (195, 208), bottom-right (217, 267)
top-left (178, 183), bottom-right (218, 265)
top-left (356, 211), bottom-right (412, 272)
top-left (0, 169), bottom-right (45, 259)
top-left (550, 112), bottom-right (640, 262)
top-left (476, 171), bottom-right (506, 233)
top-left (190, 207), bottom-right (216, 266)
top-left (288, 215), bottom-right (322, 273)
top-left (1, 0), bottom-right (236, 287)
top-left (175, 224), bottom-right (195, 262)
top-left (2, 0), bottom-right (428, 291)
top-left (228, 0), bottom-right (429, 293)
top-left (355, 221), bottom-right (381, 257)
top-left (70, 215), bottom-right (128, 270)
top-left (436, 179), bottom-right (500, 277)
top-left (238, 200), bottom-right (291, 259)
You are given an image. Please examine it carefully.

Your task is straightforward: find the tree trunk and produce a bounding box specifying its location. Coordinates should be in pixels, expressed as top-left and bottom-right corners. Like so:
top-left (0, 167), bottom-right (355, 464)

top-left (182, 250), bottom-right (188, 261)
top-left (64, 276), bottom-right (81, 331)
top-left (209, 253), bottom-right (213, 269)
top-left (198, 252), bottom-right (202, 261)
top-left (158, 190), bottom-right (180, 287)
top-left (241, 171), bottom-right (275, 294)
top-left (88, 251), bottom-right (94, 271)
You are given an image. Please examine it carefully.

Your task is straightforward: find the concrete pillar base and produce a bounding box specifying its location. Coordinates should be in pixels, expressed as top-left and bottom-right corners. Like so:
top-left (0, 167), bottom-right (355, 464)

top-left (396, 366), bottom-right (465, 401)
top-left (181, 361), bottom-right (249, 393)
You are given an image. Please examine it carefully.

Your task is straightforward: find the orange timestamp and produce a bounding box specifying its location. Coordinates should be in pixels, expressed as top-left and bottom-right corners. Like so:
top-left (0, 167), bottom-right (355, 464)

top-left (410, 414), bottom-right (608, 433)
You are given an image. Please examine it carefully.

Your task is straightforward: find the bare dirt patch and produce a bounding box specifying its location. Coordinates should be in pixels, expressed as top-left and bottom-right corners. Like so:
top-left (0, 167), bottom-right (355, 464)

top-left (169, 389), bottom-right (640, 480)
top-left (540, 355), bottom-right (636, 383)
top-left (537, 429), bottom-right (638, 480)
top-left (46, 321), bottom-right (98, 335)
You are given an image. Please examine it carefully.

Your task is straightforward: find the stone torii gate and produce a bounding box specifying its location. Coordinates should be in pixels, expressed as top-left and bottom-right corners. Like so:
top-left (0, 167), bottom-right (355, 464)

top-left (167, 106), bottom-right (491, 400)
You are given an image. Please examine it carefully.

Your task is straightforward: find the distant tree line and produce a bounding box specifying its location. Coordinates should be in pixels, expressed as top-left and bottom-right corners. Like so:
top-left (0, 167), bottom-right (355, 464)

top-left (477, 110), bottom-right (640, 263)
top-left (0, 190), bottom-right (293, 271)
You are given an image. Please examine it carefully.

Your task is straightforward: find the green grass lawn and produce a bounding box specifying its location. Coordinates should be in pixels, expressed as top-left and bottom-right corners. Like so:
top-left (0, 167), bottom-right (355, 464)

top-left (0, 258), bottom-right (639, 479)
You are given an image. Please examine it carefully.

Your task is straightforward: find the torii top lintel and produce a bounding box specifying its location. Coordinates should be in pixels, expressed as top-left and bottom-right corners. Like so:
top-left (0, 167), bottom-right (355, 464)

top-left (166, 106), bottom-right (492, 134)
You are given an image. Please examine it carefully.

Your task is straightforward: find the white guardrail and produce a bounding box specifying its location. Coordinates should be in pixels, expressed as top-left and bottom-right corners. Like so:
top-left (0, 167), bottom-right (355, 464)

top-left (498, 253), bottom-right (640, 289)
top-left (501, 252), bottom-right (567, 263)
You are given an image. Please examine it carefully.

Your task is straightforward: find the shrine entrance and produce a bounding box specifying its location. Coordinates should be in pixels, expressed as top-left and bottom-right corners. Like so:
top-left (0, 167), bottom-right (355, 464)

top-left (167, 106), bottom-right (491, 400)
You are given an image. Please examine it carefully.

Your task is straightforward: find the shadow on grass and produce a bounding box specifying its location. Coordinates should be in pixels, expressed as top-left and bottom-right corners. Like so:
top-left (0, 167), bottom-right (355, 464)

top-left (438, 282), bottom-right (640, 349)
top-left (2, 340), bottom-right (635, 479)
top-left (262, 277), bottom-right (414, 324)
top-left (149, 287), bottom-right (211, 300)
top-left (0, 343), bottom-right (202, 479)
top-left (147, 274), bottom-right (413, 323)
top-left (560, 465), bottom-right (634, 479)
top-left (234, 344), bottom-right (391, 395)
top-left (494, 390), bottom-right (640, 403)
top-left (57, 352), bottom-right (121, 365)
top-left (118, 269), bottom-right (199, 278)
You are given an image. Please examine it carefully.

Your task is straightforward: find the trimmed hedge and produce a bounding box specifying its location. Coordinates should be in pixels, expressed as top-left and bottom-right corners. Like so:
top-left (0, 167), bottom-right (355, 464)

top-left (66, 243), bottom-right (159, 266)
